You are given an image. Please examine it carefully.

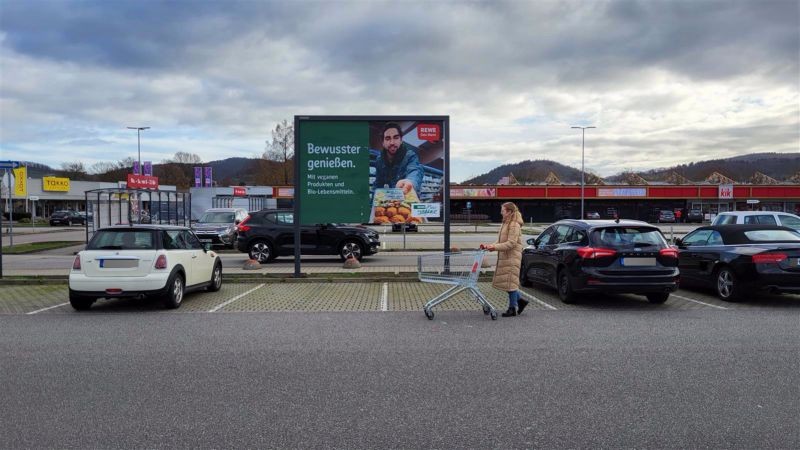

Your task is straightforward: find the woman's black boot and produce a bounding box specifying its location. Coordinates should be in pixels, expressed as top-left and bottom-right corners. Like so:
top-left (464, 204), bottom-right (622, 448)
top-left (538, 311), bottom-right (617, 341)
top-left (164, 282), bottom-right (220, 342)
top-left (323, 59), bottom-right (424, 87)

top-left (517, 298), bottom-right (529, 315)
top-left (501, 307), bottom-right (517, 317)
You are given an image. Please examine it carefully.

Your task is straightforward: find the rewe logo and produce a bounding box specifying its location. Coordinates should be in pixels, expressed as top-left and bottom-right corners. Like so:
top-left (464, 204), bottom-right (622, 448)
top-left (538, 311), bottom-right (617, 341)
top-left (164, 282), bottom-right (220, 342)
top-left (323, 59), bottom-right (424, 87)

top-left (417, 124), bottom-right (440, 141)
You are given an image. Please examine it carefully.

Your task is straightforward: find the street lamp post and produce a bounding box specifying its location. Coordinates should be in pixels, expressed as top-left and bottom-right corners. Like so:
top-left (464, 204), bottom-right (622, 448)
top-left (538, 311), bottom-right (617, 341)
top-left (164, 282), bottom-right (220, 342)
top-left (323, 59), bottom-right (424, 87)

top-left (571, 125), bottom-right (596, 219)
top-left (127, 126), bottom-right (150, 174)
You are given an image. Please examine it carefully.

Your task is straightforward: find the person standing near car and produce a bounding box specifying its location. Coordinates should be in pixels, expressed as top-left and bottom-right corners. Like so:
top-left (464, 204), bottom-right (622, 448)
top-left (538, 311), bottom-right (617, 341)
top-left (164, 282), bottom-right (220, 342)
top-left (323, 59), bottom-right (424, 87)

top-left (373, 122), bottom-right (424, 195)
top-left (481, 202), bottom-right (528, 317)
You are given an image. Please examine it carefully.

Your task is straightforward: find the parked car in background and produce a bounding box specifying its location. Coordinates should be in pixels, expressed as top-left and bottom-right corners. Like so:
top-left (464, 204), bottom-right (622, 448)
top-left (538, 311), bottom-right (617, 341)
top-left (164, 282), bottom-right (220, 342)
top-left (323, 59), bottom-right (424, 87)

top-left (192, 208), bottom-right (248, 248)
top-left (77, 211), bottom-right (94, 222)
top-left (585, 211), bottom-right (601, 219)
top-left (49, 210), bottom-right (85, 226)
top-left (520, 219), bottom-right (679, 304)
top-left (649, 209), bottom-right (676, 223)
top-left (68, 225), bottom-right (222, 310)
top-left (236, 209), bottom-right (380, 263)
top-left (685, 209), bottom-right (704, 223)
top-left (711, 211), bottom-right (800, 231)
top-left (675, 224), bottom-right (800, 301)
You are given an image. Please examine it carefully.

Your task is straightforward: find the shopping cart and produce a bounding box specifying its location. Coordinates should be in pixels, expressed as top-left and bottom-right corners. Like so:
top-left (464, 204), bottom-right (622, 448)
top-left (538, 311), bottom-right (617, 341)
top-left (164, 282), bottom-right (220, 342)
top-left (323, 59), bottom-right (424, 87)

top-left (418, 250), bottom-right (497, 320)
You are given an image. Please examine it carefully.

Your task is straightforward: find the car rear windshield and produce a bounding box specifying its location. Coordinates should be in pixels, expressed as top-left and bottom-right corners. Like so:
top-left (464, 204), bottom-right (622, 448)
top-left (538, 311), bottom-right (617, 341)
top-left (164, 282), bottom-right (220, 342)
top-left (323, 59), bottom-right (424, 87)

top-left (743, 230), bottom-right (800, 242)
top-left (713, 215), bottom-right (738, 225)
top-left (199, 212), bottom-right (235, 223)
top-left (591, 227), bottom-right (667, 250)
top-left (87, 230), bottom-right (155, 250)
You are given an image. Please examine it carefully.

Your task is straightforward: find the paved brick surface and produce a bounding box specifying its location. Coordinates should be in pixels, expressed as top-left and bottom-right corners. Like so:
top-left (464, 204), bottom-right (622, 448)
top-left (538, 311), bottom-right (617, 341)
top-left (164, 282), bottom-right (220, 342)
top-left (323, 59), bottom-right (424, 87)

top-left (1, 280), bottom-right (797, 314)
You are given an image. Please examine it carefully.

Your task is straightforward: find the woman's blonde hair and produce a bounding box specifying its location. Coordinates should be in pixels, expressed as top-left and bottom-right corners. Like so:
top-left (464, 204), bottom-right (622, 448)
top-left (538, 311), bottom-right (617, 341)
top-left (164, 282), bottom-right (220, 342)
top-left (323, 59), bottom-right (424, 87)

top-left (501, 202), bottom-right (523, 223)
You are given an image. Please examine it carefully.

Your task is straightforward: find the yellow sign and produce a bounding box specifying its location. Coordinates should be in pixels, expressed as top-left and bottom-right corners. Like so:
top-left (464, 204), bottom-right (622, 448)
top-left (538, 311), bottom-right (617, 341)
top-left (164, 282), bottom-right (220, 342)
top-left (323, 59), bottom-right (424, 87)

top-left (13, 166), bottom-right (27, 196)
top-left (43, 176), bottom-right (70, 192)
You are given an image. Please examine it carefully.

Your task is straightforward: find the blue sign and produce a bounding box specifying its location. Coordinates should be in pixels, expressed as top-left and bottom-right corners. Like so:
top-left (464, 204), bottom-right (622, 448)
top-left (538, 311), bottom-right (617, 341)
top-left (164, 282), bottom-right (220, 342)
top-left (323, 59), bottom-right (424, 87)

top-left (0, 160), bottom-right (21, 169)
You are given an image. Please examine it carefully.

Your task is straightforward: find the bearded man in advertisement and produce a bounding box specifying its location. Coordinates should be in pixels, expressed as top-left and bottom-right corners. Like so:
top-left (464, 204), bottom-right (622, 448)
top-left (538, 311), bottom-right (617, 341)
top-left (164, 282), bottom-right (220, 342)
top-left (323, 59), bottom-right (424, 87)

top-left (373, 122), bottom-right (423, 196)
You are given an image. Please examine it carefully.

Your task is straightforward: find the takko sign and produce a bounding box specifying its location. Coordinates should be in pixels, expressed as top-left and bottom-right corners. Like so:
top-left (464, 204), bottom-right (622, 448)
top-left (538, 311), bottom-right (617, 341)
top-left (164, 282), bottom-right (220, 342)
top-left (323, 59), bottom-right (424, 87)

top-left (42, 176), bottom-right (70, 192)
top-left (126, 174), bottom-right (159, 189)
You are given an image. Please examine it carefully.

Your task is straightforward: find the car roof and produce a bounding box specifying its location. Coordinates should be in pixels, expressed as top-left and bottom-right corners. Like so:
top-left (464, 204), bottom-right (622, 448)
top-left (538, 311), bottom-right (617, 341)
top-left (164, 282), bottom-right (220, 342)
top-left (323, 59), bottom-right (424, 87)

top-left (204, 208), bottom-right (246, 212)
top-left (690, 224), bottom-right (798, 244)
top-left (717, 211), bottom-right (799, 217)
top-left (554, 219), bottom-right (653, 229)
top-left (98, 225), bottom-right (190, 231)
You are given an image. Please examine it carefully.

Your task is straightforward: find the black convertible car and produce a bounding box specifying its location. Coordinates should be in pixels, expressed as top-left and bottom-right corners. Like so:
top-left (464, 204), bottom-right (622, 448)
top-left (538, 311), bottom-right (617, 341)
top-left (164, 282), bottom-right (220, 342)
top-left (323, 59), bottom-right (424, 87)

top-left (675, 224), bottom-right (800, 301)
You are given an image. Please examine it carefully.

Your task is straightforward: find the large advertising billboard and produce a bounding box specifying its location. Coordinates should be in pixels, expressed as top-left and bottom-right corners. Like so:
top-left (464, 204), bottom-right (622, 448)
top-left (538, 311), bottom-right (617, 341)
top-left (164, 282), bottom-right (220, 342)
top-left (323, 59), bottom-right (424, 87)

top-left (296, 117), bottom-right (447, 225)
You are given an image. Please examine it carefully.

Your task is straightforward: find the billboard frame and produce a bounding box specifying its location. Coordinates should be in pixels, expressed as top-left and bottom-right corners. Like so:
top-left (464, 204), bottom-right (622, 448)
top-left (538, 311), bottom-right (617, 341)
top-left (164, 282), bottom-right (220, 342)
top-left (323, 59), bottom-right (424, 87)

top-left (293, 115), bottom-right (450, 277)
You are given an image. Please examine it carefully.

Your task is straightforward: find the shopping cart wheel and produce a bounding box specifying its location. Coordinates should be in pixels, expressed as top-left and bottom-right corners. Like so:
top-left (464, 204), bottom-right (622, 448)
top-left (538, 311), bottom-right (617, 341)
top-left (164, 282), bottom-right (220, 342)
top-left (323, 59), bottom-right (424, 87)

top-left (489, 310), bottom-right (498, 320)
top-left (482, 305), bottom-right (491, 315)
top-left (424, 308), bottom-right (434, 320)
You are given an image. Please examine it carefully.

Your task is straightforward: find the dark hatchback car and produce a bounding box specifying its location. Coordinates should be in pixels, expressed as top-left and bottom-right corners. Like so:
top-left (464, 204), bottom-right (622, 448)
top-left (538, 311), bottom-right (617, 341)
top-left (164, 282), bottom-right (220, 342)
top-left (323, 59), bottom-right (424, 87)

top-left (49, 210), bottom-right (85, 226)
top-left (685, 209), bottom-right (704, 223)
top-left (675, 224), bottom-right (800, 301)
top-left (649, 209), bottom-right (676, 223)
top-left (236, 209), bottom-right (380, 263)
top-left (521, 219), bottom-right (679, 304)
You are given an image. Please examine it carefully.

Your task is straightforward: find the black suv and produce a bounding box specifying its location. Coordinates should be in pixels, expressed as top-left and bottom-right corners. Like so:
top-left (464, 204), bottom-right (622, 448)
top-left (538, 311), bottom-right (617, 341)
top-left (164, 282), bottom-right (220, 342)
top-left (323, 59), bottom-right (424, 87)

top-left (685, 209), bottom-right (704, 223)
top-left (521, 219), bottom-right (679, 304)
top-left (236, 209), bottom-right (380, 262)
top-left (49, 210), bottom-right (85, 226)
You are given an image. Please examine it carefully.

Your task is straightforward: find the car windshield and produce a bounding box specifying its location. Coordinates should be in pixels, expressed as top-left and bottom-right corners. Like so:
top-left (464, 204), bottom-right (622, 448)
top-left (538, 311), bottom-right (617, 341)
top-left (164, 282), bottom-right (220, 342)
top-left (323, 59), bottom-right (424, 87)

top-left (87, 230), bottom-right (155, 250)
top-left (743, 230), bottom-right (800, 242)
top-left (199, 212), bottom-right (235, 223)
top-left (592, 227), bottom-right (667, 250)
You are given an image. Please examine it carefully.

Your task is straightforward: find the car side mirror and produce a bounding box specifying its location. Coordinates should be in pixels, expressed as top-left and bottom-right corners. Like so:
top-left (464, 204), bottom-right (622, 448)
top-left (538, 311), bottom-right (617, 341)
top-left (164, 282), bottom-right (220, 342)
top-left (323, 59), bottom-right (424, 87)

top-left (673, 238), bottom-right (683, 247)
top-left (533, 238), bottom-right (541, 247)
top-left (527, 238), bottom-right (536, 246)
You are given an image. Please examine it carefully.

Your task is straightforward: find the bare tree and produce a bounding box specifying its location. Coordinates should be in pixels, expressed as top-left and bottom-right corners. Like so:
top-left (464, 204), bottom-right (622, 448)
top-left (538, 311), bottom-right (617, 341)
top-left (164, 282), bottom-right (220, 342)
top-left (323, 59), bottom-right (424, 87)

top-left (263, 119), bottom-right (294, 184)
top-left (169, 152), bottom-right (203, 164)
top-left (60, 161), bottom-right (86, 177)
top-left (89, 161), bottom-right (118, 175)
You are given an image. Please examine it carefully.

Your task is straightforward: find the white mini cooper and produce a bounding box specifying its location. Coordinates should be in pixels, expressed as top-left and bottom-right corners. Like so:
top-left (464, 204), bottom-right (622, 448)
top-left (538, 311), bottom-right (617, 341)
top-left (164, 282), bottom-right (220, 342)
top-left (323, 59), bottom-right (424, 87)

top-left (69, 225), bottom-right (223, 310)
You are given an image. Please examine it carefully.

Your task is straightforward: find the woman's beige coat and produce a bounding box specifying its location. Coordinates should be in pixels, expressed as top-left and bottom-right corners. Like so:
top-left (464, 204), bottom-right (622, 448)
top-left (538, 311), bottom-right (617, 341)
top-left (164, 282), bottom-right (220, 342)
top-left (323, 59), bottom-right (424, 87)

top-left (491, 213), bottom-right (524, 291)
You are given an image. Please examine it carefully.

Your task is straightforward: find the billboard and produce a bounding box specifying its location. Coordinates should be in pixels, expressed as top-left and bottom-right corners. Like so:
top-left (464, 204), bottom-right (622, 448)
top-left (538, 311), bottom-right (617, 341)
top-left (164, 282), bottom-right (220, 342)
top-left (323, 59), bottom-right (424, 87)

top-left (296, 117), bottom-right (447, 225)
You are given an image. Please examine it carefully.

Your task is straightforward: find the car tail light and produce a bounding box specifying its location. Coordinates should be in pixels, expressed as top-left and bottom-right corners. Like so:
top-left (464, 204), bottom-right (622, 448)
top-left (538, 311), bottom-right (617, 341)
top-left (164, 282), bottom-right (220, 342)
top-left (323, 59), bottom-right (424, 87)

top-left (154, 254), bottom-right (168, 269)
top-left (72, 256), bottom-right (81, 270)
top-left (659, 248), bottom-right (679, 258)
top-left (576, 247), bottom-right (617, 259)
top-left (237, 215), bottom-right (252, 232)
top-left (752, 253), bottom-right (787, 264)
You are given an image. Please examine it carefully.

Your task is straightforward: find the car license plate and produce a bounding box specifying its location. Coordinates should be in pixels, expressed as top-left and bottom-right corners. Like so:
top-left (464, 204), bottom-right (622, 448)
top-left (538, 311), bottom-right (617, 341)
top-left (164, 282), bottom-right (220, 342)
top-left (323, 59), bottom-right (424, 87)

top-left (99, 259), bottom-right (138, 269)
top-left (199, 239), bottom-right (213, 243)
top-left (621, 257), bottom-right (656, 267)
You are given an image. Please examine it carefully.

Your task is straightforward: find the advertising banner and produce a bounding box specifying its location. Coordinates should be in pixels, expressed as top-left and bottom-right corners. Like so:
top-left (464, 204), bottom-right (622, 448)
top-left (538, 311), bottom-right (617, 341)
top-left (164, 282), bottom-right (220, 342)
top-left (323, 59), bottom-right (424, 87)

top-left (204, 167), bottom-right (213, 187)
top-left (43, 176), bottom-right (70, 192)
top-left (143, 161), bottom-right (153, 176)
top-left (450, 188), bottom-right (496, 198)
top-left (126, 174), bottom-right (159, 189)
top-left (132, 161), bottom-right (141, 175)
top-left (13, 166), bottom-right (26, 196)
top-left (297, 118), bottom-right (446, 225)
top-left (194, 167), bottom-right (202, 187)
top-left (233, 186), bottom-right (246, 197)
top-left (411, 203), bottom-right (441, 218)
top-left (598, 187), bottom-right (647, 197)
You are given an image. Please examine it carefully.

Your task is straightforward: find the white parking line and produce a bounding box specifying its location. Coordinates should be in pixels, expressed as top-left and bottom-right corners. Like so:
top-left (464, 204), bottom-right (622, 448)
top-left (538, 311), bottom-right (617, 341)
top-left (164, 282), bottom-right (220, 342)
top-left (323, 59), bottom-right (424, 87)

top-left (381, 282), bottom-right (388, 311)
top-left (671, 293), bottom-right (728, 310)
top-left (27, 302), bottom-right (70, 315)
top-left (208, 284), bottom-right (265, 313)
top-left (520, 290), bottom-right (557, 310)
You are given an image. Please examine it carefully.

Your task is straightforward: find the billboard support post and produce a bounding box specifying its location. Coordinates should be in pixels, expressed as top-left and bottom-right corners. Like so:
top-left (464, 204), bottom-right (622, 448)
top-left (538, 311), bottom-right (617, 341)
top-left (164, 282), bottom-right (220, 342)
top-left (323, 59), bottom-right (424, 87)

top-left (294, 116), bottom-right (302, 278)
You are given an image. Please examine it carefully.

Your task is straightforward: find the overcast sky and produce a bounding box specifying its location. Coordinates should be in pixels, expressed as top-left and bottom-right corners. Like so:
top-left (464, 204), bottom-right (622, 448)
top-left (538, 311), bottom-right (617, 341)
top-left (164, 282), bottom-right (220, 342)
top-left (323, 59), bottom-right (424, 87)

top-left (1, 0), bottom-right (798, 182)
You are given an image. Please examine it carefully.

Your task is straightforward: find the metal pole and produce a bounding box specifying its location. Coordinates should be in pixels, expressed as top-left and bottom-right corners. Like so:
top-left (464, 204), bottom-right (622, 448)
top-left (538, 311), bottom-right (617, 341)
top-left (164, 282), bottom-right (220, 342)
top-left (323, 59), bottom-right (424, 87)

top-left (7, 170), bottom-right (12, 247)
top-left (581, 128), bottom-right (585, 219)
top-left (137, 128), bottom-right (141, 171)
top-left (0, 169), bottom-right (4, 279)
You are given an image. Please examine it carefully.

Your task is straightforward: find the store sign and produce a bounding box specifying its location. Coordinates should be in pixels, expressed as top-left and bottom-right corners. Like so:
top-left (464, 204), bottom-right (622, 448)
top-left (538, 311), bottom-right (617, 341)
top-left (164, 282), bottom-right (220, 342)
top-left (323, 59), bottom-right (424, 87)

top-left (411, 203), bottom-right (441, 218)
top-left (233, 186), bottom-right (246, 197)
top-left (277, 187), bottom-right (294, 197)
top-left (598, 188), bottom-right (647, 197)
top-left (126, 174), bottom-right (159, 189)
top-left (43, 176), bottom-right (70, 192)
top-left (450, 188), bottom-right (496, 198)
top-left (718, 184), bottom-right (734, 199)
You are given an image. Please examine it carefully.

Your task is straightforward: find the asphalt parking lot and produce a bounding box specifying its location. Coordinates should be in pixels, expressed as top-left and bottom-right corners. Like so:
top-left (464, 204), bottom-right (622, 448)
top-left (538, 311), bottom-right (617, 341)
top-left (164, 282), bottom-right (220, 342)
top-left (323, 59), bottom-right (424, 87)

top-left (2, 281), bottom-right (797, 315)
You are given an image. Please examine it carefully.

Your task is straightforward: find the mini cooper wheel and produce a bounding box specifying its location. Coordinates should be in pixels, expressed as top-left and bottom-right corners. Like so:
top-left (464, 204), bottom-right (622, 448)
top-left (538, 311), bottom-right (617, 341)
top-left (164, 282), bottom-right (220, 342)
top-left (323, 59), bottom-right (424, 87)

top-left (163, 273), bottom-right (185, 309)
top-left (208, 263), bottom-right (222, 292)
top-left (339, 240), bottom-right (364, 261)
top-left (646, 292), bottom-right (670, 304)
top-left (69, 292), bottom-right (94, 311)
top-left (248, 241), bottom-right (273, 263)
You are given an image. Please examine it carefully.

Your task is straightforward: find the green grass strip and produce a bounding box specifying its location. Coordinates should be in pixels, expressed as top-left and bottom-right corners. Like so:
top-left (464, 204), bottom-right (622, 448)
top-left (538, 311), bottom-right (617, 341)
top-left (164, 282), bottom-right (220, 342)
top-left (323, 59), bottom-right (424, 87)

top-left (1, 241), bottom-right (83, 254)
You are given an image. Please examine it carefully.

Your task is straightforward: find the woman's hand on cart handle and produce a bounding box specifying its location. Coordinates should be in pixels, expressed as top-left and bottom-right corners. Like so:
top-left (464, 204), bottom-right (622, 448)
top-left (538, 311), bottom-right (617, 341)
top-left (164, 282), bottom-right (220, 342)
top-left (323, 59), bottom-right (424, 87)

top-left (479, 243), bottom-right (495, 251)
